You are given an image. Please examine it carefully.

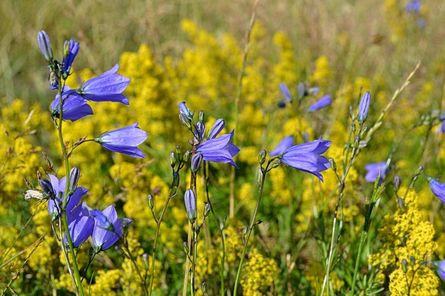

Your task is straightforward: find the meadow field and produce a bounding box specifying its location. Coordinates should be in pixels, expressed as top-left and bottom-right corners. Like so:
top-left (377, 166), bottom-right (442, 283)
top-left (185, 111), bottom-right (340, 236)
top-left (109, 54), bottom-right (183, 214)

top-left (2, 0), bottom-right (445, 295)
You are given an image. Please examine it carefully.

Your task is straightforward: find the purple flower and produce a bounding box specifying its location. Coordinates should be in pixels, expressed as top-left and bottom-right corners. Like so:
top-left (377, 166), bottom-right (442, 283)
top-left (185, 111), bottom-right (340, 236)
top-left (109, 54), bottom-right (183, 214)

top-left (308, 95), bottom-right (332, 112)
top-left (194, 121), bottom-right (205, 141)
top-left (270, 136), bottom-right (294, 156)
top-left (435, 260), bottom-right (445, 281)
top-left (208, 119), bottom-right (225, 139)
top-left (364, 162), bottom-right (387, 183)
top-left (279, 83), bottom-right (292, 101)
top-left (91, 205), bottom-right (132, 251)
top-left (77, 65), bottom-right (130, 104)
top-left (42, 171), bottom-right (88, 220)
top-left (51, 87), bottom-right (93, 121)
top-left (97, 123), bottom-right (148, 158)
top-left (429, 178), bottom-right (445, 203)
top-left (67, 202), bottom-right (94, 248)
top-left (64, 189), bottom-right (93, 248)
top-left (184, 189), bottom-right (196, 221)
top-left (358, 91), bottom-right (371, 121)
top-left (196, 131), bottom-right (239, 167)
top-left (406, 0), bottom-right (421, 13)
top-left (37, 31), bottom-right (53, 61)
top-left (178, 101), bottom-right (193, 127)
top-left (191, 153), bottom-right (203, 172)
top-left (271, 137), bottom-right (331, 180)
top-left (62, 39), bottom-right (80, 77)
top-left (278, 83), bottom-right (292, 108)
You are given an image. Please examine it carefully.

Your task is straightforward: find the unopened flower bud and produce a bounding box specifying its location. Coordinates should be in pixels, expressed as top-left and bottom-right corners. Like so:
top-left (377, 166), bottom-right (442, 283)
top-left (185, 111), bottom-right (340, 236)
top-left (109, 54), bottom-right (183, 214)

top-left (258, 149), bottom-right (266, 165)
top-left (170, 151), bottom-right (176, 167)
top-left (195, 122), bottom-right (205, 141)
top-left (358, 91), bottom-right (371, 122)
top-left (198, 111), bottom-right (205, 122)
top-left (393, 175), bottom-right (401, 190)
top-left (191, 153), bottom-right (203, 172)
top-left (37, 31), bottom-right (53, 62)
top-left (69, 167), bottom-right (80, 190)
top-left (183, 151), bottom-right (191, 163)
top-left (269, 158), bottom-right (282, 170)
top-left (178, 101), bottom-right (193, 127)
top-left (62, 39), bottom-right (79, 78)
top-left (148, 194), bottom-right (154, 209)
top-left (184, 189), bottom-right (196, 222)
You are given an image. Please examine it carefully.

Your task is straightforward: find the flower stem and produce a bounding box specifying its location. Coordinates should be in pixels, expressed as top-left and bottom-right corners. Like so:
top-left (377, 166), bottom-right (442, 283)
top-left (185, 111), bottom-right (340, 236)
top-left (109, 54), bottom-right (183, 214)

top-left (233, 163), bottom-right (268, 295)
top-left (229, 0), bottom-right (259, 218)
top-left (56, 83), bottom-right (84, 296)
top-left (350, 230), bottom-right (366, 295)
top-left (183, 225), bottom-right (192, 296)
top-left (203, 163), bottom-right (226, 296)
top-left (191, 222), bottom-right (198, 296)
top-left (148, 187), bottom-right (177, 296)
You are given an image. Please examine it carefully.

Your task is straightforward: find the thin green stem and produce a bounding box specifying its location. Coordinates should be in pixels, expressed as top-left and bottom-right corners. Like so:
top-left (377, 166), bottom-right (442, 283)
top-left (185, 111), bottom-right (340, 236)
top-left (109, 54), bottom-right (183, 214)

top-left (233, 163), bottom-right (268, 295)
top-left (350, 230), bottom-right (367, 295)
top-left (183, 225), bottom-right (192, 296)
top-left (229, 0), bottom-right (260, 218)
top-left (203, 163), bottom-right (226, 296)
top-left (191, 222), bottom-right (198, 296)
top-left (122, 244), bottom-right (149, 295)
top-left (56, 82), bottom-right (84, 296)
top-left (148, 184), bottom-right (177, 295)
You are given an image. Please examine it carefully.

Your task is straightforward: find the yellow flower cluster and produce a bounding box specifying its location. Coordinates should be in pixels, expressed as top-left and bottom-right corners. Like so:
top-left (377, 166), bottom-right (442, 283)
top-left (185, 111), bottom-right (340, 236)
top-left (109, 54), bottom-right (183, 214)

top-left (240, 248), bottom-right (278, 295)
top-left (369, 188), bottom-right (439, 295)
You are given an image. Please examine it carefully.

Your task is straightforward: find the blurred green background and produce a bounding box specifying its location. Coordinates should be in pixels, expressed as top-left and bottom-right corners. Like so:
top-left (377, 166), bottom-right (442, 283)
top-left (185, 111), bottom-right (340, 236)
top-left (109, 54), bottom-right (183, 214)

top-left (2, 0), bottom-right (445, 103)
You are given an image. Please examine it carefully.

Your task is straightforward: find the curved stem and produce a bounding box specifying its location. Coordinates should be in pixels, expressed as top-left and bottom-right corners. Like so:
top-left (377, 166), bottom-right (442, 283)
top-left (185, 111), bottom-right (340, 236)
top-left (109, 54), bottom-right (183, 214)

top-left (233, 164), bottom-right (268, 295)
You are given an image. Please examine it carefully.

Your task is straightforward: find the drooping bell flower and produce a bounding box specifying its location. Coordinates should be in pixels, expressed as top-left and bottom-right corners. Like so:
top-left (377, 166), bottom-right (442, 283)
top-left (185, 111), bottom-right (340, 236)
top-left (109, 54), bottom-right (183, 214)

top-left (64, 190), bottom-right (93, 248)
top-left (39, 168), bottom-right (84, 220)
top-left (50, 87), bottom-right (93, 121)
top-left (308, 95), bottom-right (332, 112)
top-left (96, 123), bottom-right (148, 158)
top-left (66, 202), bottom-right (94, 248)
top-left (269, 136), bottom-right (294, 156)
top-left (91, 205), bottom-right (132, 252)
top-left (77, 64), bottom-right (130, 104)
top-left (270, 137), bottom-right (331, 181)
top-left (196, 131), bottom-right (239, 167)
top-left (429, 178), bottom-right (445, 204)
top-left (364, 162), bottom-right (387, 183)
